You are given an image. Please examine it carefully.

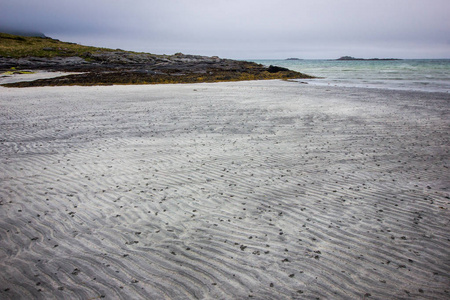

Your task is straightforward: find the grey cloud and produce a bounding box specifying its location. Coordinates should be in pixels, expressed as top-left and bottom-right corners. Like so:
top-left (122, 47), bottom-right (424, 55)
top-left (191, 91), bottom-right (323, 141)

top-left (1, 0), bottom-right (449, 58)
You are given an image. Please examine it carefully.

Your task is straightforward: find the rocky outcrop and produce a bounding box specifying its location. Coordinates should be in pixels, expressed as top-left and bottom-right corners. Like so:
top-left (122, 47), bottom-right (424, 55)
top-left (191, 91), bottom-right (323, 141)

top-left (0, 33), bottom-right (314, 87)
top-left (0, 56), bottom-right (89, 70)
top-left (1, 52), bottom-right (286, 73)
top-left (267, 65), bottom-right (290, 73)
top-left (2, 52), bottom-right (315, 87)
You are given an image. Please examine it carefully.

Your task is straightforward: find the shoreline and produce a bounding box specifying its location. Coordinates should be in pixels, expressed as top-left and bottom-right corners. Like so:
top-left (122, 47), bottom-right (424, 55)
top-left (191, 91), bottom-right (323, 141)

top-left (1, 81), bottom-right (449, 299)
top-left (2, 70), bottom-right (449, 95)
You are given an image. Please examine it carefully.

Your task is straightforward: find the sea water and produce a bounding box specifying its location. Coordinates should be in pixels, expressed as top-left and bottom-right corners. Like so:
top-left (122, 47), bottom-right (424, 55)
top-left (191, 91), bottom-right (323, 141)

top-left (250, 59), bottom-right (450, 93)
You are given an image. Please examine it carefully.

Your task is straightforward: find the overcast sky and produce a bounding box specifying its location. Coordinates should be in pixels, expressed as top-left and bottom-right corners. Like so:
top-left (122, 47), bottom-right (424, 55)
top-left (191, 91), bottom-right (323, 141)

top-left (1, 0), bottom-right (449, 59)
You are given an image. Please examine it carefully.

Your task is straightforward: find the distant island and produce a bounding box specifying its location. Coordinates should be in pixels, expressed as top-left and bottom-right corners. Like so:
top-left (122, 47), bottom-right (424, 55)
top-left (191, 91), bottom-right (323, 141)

top-left (0, 32), bottom-right (313, 87)
top-left (286, 58), bottom-right (302, 61)
top-left (337, 56), bottom-right (401, 61)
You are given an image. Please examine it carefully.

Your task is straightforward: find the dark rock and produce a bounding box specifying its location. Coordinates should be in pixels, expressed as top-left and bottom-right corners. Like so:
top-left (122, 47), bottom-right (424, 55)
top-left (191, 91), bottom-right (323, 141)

top-left (267, 65), bottom-right (290, 73)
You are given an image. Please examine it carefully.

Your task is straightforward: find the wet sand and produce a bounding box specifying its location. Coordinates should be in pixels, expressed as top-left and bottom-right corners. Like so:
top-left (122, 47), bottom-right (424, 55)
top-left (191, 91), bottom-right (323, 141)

top-left (0, 81), bottom-right (449, 299)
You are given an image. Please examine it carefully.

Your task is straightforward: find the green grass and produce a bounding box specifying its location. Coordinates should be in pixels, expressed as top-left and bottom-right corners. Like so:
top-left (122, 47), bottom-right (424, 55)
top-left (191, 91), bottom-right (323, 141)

top-left (0, 32), bottom-right (119, 58)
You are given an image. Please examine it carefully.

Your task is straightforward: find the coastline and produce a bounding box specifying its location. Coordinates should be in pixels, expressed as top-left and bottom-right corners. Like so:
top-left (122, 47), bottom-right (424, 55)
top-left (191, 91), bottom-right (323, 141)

top-left (0, 33), bottom-right (313, 87)
top-left (1, 81), bottom-right (449, 299)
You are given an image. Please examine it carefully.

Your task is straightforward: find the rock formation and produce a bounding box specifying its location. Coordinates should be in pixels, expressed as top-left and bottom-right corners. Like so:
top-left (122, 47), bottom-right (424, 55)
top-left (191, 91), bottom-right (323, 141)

top-left (0, 33), bottom-right (313, 87)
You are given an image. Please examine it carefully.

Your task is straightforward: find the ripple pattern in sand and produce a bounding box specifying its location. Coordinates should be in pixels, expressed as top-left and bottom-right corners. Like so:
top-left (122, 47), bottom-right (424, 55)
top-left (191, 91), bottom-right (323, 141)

top-left (1, 82), bottom-right (449, 299)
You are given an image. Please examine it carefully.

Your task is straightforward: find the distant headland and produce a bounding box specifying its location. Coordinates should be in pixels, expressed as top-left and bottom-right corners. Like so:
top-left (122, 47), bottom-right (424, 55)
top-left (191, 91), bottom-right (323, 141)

top-left (337, 56), bottom-right (401, 61)
top-left (0, 27), bottom-right (47, 38)
top-left (0, 32), bottom-right (313, 87)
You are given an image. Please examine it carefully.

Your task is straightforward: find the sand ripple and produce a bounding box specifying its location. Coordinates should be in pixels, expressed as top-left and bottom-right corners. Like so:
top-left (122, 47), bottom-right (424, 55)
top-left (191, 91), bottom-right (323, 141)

top-left (1, 82), bottom-right (449, 299)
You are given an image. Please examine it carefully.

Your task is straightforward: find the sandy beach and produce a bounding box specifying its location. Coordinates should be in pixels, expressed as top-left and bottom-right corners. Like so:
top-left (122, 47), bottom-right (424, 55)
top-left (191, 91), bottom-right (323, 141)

top-left (0, 80), bottom-right (449, 299)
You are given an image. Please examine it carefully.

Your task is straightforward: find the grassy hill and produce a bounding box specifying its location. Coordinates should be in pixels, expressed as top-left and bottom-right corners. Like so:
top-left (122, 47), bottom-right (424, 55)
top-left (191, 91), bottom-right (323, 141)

top-left (0, 32), bottom-right (119, 58)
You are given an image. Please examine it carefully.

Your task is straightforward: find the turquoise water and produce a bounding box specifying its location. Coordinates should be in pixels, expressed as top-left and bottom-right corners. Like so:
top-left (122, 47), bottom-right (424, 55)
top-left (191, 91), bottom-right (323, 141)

top-left (251, 59), bottom-right (450, 93)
